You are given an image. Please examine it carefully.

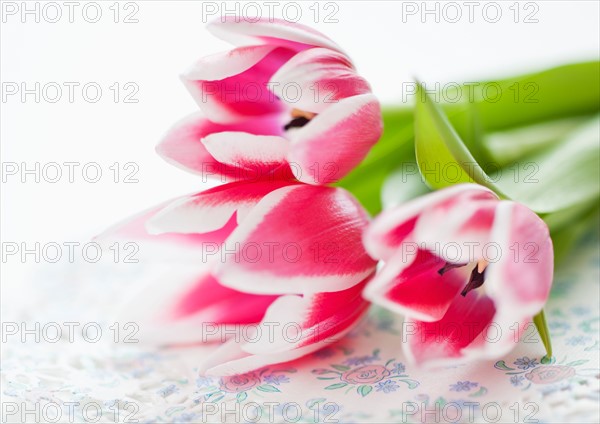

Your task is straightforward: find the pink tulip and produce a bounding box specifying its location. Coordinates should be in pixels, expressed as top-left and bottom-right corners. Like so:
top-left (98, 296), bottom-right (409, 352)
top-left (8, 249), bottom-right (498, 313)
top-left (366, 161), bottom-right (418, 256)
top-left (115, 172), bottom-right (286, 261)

top-left (363, 184), bottom-right (553, 366)
top-left (157, 17), bottom-right (382, 185)
top-left (96, 201), bottom-right (279, 345)
top-left (97, 18), bottom-right (382, 376)
top-left (193, 185), bottom-right (377, 375)
top-left (99, 185), bottom-right (377, 375)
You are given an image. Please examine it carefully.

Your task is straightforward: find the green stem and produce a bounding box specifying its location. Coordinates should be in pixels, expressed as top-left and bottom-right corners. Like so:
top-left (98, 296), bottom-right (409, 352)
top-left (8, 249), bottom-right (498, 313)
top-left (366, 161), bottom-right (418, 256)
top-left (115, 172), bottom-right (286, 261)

top-left (338, 61), bottom-right (599, 361)
top-left (338, 61), bottom-right (600, 215)
top-left (533, 310), bottom-right (552, 359)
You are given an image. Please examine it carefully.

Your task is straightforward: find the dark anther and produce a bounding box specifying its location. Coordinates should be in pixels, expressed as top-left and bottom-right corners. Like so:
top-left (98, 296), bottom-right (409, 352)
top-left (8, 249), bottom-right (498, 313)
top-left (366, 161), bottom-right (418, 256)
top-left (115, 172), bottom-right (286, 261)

top-left (461, 265), bottom-right (486, 297)
top-left (437, 262), bottom-right (466, 276)
top-left (284, 116), bottom-right (310, 131)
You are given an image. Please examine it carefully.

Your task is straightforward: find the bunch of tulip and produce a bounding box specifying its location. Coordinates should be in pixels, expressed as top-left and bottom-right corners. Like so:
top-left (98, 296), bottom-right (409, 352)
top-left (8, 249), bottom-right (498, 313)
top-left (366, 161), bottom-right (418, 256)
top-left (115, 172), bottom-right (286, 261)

top-left (101, 18), bottom-right (599, 375)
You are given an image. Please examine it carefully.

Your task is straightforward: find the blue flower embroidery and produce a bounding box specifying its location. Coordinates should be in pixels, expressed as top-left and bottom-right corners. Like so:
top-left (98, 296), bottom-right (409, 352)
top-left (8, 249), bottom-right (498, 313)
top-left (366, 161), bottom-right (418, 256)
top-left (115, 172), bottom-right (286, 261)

top-left (196, 376), bottom-right (213, 388)
top-left (263, 374), bottom-right (290, 386)
top-left (344, 353), bottom-right (379, 367)
top-left (510, 375), bottom-right (525, 386)
top-left (449, 381), bottom-right (478, 392)
top-left (514, 357), bottom-right (538, 370)
top-left (157, 384), bottom-right (178, 398)
top-left (375, 380), bottom-right (400, 393)
top-left (566, 336), bottom-right (590, 346)
top-left (392, 363), bottom-right (406, 375)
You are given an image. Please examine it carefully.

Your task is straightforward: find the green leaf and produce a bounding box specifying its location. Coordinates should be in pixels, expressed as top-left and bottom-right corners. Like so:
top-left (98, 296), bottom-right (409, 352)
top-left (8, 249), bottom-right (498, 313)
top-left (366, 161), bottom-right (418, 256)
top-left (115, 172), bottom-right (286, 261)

top-left (415, 83), bottom-right (599, 214)
top-left (533, 309), bottom-right (552, 359)
top-left (494, 360), bottom-right (515, 371)
top-left (434, 397), bottom-right (447, 407)
top-left (566, 359), bottom-right (588, 367)
top-left (399, 379), bottom-right (420, 389)
top-left (306, 398), bottom-right (326, 409)
top-left (256, 384), bottom-right (280, 393)
top-left (205, 391), bottom-right (222, 399)
top-left (414, 82), bottom-right (503, 193)
top-left (331, 364), bottom-right (350, 372)
top-left (338, 62), bottom-right (600, 216)
top-left (357, 385), bottom-right (373, 397)
top-left (236, 391), bottom-right (248, 402)
top-left (324, 382), bottom-right (348, 390)
top-left (312, 368), bottom-right (339, 375)
top-left (210, 394), bottom-right (224, 403)
top-left (482, 116), bottom-right (588, 167)
top-left (468, 61), bottom-right (600, 132)
top-left (469, 387), bottom-right (488, 397)
top-left (494, 115), bottom-right (600, 213)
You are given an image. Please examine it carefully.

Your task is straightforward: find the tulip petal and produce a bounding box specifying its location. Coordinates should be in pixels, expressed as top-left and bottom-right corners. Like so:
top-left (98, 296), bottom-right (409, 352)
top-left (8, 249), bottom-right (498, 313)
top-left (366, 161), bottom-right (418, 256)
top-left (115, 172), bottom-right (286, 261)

top-left (404, 291), bottom-right (497, 366)
top-left (214, 185), bottom-right (377, 295)
top-left (114, 269), bottom-right (277, 345)
top-left (287, 93), bottom-right (382, 185)
top-left (156, 112), bottom-right (285, 178)
top-left (198, 278), bottom-right (369, 376)
top-left (202, 131), bottom-right (290, 175)
top-left (182, 45), bottom-right (295, 123)
top-left (242, 276), bottom-right (370, 354)
top-left (185, 44), bottom-right (274, 81)
top-left (364, 184), bottom-right (492, 261)
top-left (485, 201), bottom-right (553, 312)
top-left (95, 201), bottom-right (237, 262)
top-left (415, 185), bottom-right (498, 263)
top-left (364, 248), bottom-right (468, 322)
top-left (146, 179), bottom-right (298, 235)
top-left (207, 17), bottom-right (343, 53)
top-left (270, 48), bottom-right (371, 114)
top-left (200, 334), bottom-right (334, 376)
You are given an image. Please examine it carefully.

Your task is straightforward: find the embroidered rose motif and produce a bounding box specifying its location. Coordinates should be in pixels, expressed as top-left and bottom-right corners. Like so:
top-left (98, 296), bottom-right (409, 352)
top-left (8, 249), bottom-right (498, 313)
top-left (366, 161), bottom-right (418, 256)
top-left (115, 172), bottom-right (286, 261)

top-left (525, 365), bottom-right (575, 385)
top-left (219, 372), bottom-right (261, 393)
top-left (341, 365), bottom-right (390, 385)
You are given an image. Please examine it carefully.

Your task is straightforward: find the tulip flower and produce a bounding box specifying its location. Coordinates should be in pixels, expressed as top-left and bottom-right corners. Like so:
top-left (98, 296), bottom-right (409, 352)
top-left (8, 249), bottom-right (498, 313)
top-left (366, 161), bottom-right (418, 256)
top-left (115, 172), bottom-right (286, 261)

top-left (197, 184), bottom-right (376, 375)
top-left (158, 17), bottom-right (382, 185)
top-left (363, 184), bottom-right (553, 365)
top-left (100, 185), bottom-right (377, 374)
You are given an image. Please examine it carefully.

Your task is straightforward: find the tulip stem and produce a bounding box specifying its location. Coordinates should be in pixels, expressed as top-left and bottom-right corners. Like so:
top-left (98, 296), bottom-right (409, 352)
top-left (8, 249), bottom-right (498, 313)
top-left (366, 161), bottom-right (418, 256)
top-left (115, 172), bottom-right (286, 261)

top-left (533, 309), bottom-right (552, 359)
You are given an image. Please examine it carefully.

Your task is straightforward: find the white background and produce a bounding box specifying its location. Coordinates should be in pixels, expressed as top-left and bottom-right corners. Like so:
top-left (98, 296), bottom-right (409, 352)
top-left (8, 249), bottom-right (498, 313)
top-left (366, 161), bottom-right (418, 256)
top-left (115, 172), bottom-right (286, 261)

top-left (1, 0), bottom-right (599, 287)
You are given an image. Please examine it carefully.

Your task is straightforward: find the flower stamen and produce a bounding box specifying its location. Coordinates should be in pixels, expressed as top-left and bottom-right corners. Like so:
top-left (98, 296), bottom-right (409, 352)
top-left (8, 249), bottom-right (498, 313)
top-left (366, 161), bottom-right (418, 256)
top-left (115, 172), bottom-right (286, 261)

top-left (284, 116), bottom-right (310, 130)
top-left (461, 265), bottom-right (486, 297)
top-left (284, 109), bottom-right (316, 130)
top-left (437, 262), bottom-right (466, 276)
